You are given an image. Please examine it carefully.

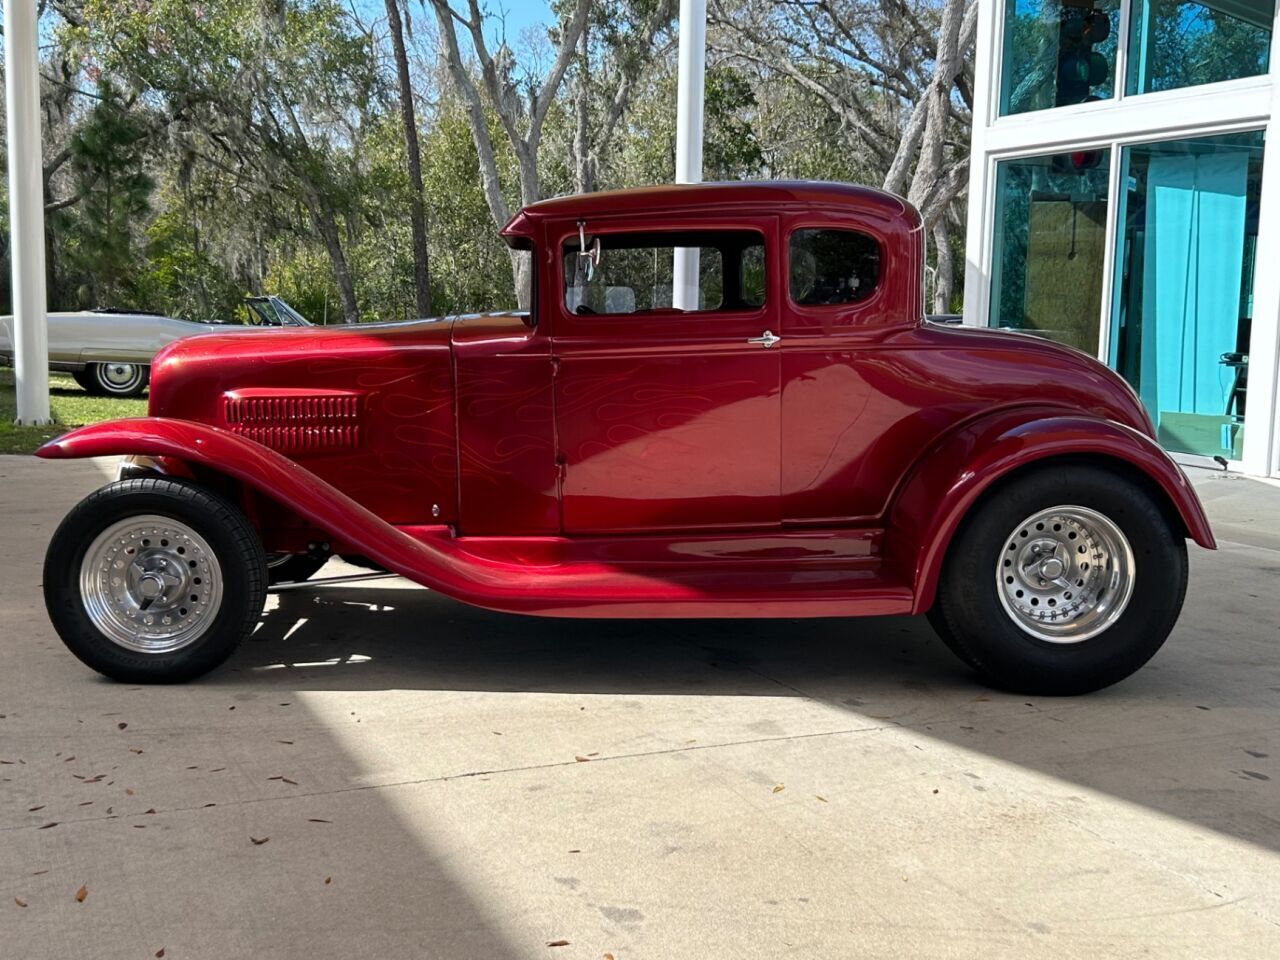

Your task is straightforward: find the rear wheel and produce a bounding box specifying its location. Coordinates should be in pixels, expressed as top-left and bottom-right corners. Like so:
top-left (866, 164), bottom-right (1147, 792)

top-left (83, 362), bottom-right (149, 397)
top-left (43, 478), bottom-right (267, 683)
top-left (929, 464), bottom-right (1187, 695)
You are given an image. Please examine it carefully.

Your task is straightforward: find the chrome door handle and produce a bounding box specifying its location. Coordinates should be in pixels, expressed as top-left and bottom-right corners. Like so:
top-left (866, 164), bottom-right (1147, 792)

top-left (747, 330), bottom-right (780, 348)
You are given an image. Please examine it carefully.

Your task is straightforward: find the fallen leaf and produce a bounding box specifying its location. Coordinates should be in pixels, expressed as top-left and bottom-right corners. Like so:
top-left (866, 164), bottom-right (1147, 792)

top-left (574, 756), bottom-right (590, 763)
top-left (144, 808), bottom-right (157, 815)
top-left (133, 825), bottom-right (146, 829)
top-left (815, 795), bottom-right (828, 803)
top-left (772, 784), bottom-right (785, 793)
top-left (156, 950), bottom-right (166, 958)
top-left (125, 788), bottom-right (135, 796)
top-left (250, 836), bottom-right (269, 845)
top-left (74, 885), bottom-right (87, 903)
top-left (281, 778), bottom-right (297, 785)
top-left (129, 748), bottom-right (144, 754)
top-left (186, 765), bottom-right (199, 770)
top-left (105, 807), bottom-right (113, 814)
top-left (38, 822), bottom-right (58, 830)
top-left (228, 705), bottom-right (235, 711)
top-left (210, 767), bottom-right (226, 772)
top-left (547, 940), bottom-right (570, 948)
top-left (492, 731), bottom-right (502, 735)
top-left (932, 789), bottom-right (939, 795)
top-left (324, 876), bottom-right (332, 885)
top-left (308, 818), bottom-right (331, 824)
top-left (117, 722), bottom-right (128, 730)
top-left (14, 897), bottom-right (27, 908)
top-left (277, 740), bottom-right (294, 745)
top-left (78, 801), bottom-right (93, 807)
top-left (28, 805), bottom-right (44, 812)
top-left (203, 803), bottom-right (216, 808)
top-left (568, 849), bottom-right (581, 854)
top-left (267, 776), bottom-right (282, 781)
top-left (64, 756), bottom-right (75, 762)
top-left (31, 870), bottom-right (48, 876)
top-left (605, 955), bottom-right (615, 960)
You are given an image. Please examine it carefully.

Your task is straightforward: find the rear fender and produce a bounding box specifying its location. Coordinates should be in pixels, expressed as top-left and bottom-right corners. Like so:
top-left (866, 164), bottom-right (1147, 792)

top-left (885, 410), bottom-right (1216, 615)
top-left (35, 419), bottom-right (511, 605)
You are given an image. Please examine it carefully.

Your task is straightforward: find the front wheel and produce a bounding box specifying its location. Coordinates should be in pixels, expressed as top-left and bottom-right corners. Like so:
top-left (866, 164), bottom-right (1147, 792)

top-left (930, 464), bottom-right (1188, 695)
top-left (43, 478), bottom-right (267, 683)
top-left (84, 362), bottom-right (149, 397)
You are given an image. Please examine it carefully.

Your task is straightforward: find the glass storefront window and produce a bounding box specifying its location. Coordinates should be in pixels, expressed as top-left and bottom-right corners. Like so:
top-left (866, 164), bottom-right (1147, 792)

top-left (1000, 0), bottom-right (1120, 116)
top-left (989, 150), bottom-right (1112, 353)
top-left (1127, 0), bottom-right (1274, 96)
top-left (1109, 131), bottom-right (1264, 460)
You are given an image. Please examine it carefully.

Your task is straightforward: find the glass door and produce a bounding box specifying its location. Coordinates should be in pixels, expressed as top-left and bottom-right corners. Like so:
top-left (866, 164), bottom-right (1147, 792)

top-left (1108, 131), bottom-right (1265, 460)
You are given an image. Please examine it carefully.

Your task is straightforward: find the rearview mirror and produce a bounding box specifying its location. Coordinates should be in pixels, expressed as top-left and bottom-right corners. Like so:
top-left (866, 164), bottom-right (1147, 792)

top-left (577, 221), bottom-right (602, 280)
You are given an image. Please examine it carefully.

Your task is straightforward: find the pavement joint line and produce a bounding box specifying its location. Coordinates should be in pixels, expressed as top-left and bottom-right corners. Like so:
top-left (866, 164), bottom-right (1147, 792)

top-left (2, 722), bottom-right (902, 832)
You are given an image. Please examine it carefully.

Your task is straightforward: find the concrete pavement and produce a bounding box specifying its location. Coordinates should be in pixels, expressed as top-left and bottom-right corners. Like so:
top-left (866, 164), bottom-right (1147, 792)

top-left (1, 456), bottom-right (1277, 959)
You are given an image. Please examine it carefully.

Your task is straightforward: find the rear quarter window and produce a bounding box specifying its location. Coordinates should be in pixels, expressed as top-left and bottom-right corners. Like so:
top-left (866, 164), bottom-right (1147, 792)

top-left (789, 229), bottom-right (880, 306)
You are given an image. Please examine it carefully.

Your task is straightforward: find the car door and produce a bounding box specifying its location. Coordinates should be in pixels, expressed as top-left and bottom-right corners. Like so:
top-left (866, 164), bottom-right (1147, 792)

top-left (550, 215), bottom-right (783, 534)
top-left (779, 212), bottom-right (932, 524)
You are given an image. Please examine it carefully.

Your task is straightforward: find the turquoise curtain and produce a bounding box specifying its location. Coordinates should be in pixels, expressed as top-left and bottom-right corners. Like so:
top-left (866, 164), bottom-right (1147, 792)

top-left (1140, 151), bottom-right (1246, 423)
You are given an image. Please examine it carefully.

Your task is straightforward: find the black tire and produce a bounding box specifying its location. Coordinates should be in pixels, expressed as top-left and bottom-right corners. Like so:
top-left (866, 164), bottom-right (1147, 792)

top-left (71, 369), bottom-right (96, 392)
top-left (266, 553), bottom-right (329, 586)
top-left (929, 464), bottom-right (1188, 695)
top-left (43, 478), bottom-right (267, 683)
top-left (85, 362), bottom-right (149, 397)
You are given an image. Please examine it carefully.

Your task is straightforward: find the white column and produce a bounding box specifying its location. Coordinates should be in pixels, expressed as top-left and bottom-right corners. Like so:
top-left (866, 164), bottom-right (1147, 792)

top-left (1241, 17), bottom-right (1280, 476)
top-left (5, 0), bottom-right (51, 424)
top-left (672, 0), bottom-right (706, 311)
top-left (960, 0), bottom-right (1000, 329)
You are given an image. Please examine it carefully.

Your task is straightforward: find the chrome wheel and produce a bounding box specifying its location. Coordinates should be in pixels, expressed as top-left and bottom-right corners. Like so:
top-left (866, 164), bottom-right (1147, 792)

top-left (94, 363), bottom-right (146, 395)
top-left (996, 505), bottom-right (1135, 644)
top-left (79, 514), bottom-right (224, 654)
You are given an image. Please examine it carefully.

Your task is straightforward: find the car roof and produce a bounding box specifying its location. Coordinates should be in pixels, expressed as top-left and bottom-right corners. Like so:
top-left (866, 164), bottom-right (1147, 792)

top-left (501, 181), bottom-right (916, 245)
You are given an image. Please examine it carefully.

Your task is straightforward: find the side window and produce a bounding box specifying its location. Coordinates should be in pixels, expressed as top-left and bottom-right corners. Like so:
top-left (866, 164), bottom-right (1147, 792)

top-left (563, 230), bottom-right (765, 315)
top-left (789, 229), bottom-right (880, 306)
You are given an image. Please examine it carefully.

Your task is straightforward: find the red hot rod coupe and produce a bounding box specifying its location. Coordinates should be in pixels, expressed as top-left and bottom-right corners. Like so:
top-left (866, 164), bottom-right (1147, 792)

top-left (38, 182), bottom-right (1214, 693)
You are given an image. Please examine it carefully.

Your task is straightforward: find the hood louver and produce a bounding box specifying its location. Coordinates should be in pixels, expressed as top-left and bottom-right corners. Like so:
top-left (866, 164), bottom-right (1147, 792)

top-left (223, 389), bottom-right (363, 453)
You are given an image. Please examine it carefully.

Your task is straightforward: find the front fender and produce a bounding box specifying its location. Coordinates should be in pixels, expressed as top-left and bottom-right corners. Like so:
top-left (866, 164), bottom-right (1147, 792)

top-left (886, 410), bottom-right (1215, 615)
top-left (36, 418), bottom-right (507, 607)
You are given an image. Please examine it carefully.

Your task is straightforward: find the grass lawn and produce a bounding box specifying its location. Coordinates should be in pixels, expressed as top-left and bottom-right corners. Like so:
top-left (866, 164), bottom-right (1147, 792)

top-left (0, 369), bottom-right (147, 455)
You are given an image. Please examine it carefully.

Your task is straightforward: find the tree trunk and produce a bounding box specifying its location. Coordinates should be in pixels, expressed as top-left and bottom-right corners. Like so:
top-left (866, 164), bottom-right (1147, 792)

top-left (308, 201), bottom-right (359, 323)
top-left (931, 218), bottom-right (954, 314)
top-left (509, 250), bottom-right (533, 312)
top-left (385, 0), bottom-right (432, 317)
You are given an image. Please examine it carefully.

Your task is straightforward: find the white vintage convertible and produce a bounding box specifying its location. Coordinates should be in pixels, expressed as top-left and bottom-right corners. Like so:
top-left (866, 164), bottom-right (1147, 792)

top-left (0, 297), bottom-right (313, 397)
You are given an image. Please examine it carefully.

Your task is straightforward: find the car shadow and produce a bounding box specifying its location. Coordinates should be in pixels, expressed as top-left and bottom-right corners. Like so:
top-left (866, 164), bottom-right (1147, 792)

top-left (220, 573), bottom-right (1280, 857)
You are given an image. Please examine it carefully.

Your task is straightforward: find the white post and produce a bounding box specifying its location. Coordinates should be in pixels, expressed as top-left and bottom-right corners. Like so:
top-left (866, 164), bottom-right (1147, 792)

top-left (672, 0), bottom-right (706, 311)
top-left (6, 0), bottom-right (51, 425)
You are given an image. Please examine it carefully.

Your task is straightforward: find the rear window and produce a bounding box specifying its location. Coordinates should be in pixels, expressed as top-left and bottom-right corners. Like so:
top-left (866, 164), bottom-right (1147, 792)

top-left (789, 229), bottom-right (880, 306)
top-left (564, 230), bottom-right (766, 316)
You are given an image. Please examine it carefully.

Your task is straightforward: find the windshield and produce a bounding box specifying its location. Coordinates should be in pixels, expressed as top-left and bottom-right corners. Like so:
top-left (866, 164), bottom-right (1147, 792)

top-left (243, 297), bottom-right (313, 327)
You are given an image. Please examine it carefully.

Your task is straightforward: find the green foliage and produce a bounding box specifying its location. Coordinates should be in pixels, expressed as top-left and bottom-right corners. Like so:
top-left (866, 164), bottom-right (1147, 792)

top-left (62, 85), bottom-right (156, 308)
